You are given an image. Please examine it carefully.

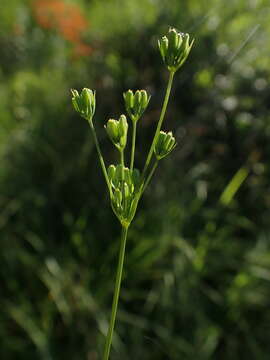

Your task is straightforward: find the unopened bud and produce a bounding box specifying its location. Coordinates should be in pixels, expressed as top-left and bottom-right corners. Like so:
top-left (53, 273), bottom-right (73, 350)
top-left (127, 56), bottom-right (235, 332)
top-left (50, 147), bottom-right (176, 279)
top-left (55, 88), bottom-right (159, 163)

top-left (124, 167), bottom-right (131, 185)
top-left (158, 28), bottom-right (194, 73)
top-left (154, 131), bottom-right (177, 160)
top-left (123, 183), bottom-right (130, 198)
top-left (114, 188), bottom-right (122, 208)
top-left (105, 115), bottom-right (128, 151)
top-left (123, 89), bottom-right (150, 122)
top-left (71, 88), bottom-right (96, 121)
top-left (115, 164), bottom-right (125, 183)
top-left (109, 164), bottom-right (139, 224)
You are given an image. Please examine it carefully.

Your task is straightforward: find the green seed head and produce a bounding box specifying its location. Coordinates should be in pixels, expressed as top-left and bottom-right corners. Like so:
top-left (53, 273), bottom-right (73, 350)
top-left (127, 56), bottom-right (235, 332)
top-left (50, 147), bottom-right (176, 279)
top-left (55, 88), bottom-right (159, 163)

top-left (109, 164), bottom-right (140, 224)
top-left (154, 130), bottom-right (177, 160)
top-left (105, 115), bottom-right (128, 151)
top-left (123, 89), bottom-right (150, 122)
top-left (71, 88), bottom-right (96, 121)
top-left (158, 27), bottom-right (194, 73)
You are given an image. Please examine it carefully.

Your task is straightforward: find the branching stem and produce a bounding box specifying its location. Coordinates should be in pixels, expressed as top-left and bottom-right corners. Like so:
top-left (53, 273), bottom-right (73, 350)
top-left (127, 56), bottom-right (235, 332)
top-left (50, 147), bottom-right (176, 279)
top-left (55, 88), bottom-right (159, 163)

top-left (142, 159), bottom-right (159, 194)
top-left (88, 120), bottom-right (112, 197)
top-left (142, 71), bottom-right (175, 178)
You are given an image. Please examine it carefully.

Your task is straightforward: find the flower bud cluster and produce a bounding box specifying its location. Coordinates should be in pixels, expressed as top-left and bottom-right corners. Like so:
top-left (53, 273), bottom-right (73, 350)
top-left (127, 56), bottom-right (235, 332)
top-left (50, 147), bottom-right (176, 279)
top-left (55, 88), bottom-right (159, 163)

top-left (71, 88), bottom-right (96, 120)
top-left (108, 164), bottom-right (140, 226)
top-left (123, 90), bottom-right (150, 122)
top-left (105, 115), bottom-right (128, 151)
top-left (154, 131), bottom-right (177, 160)
top-left (71, 28), bottom-right (194, 228)
top-left (158, 28), bottom-right (194, 73)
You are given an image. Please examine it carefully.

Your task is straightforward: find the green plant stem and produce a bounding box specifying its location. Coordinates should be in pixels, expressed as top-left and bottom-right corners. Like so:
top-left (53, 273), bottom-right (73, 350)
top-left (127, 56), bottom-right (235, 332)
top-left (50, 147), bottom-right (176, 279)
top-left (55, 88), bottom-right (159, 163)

top-left (102, 225), bottom-right (129, 360)
top-left (142, 71), bottom-right (175, 178)
top-left (220, 165), bottom-right (249, 205)
top-left (120, 150), bottom-right (125, 167)
top-left (130, 121), bottom-right (137, 171)
top-left (120, 149), bottom-right (126, 209)
top-left (142, 159), bottom-right (159, 193)
top-left (88, 120), bottom-right (112, 196)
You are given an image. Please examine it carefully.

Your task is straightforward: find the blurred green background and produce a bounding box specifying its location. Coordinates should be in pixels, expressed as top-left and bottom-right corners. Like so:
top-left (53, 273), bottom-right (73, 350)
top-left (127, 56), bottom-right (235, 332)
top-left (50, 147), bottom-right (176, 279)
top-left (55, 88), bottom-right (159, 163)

top-left (1, 0), bottom-right (270, 359)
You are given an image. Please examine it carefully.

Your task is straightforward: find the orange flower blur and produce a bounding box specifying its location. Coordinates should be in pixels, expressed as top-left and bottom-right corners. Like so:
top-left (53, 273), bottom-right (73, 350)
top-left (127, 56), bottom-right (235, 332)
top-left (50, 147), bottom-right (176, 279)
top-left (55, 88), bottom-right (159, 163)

top-left (32, 0), bottom-right (92, 57)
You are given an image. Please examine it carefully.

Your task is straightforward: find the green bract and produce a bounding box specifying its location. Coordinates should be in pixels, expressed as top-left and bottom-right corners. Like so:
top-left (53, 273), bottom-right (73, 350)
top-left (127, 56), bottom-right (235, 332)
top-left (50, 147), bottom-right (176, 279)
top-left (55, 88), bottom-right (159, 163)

top-left (154, 131), bottom-right (177, 160)
top-left (158, 28), bottom-right (194, 73)
top-left (123, 89), bottom-right (150, 122)
top-left (105, 115), bottom-right (128, 151)
top-left (71, 88), bottom-right (96, 121)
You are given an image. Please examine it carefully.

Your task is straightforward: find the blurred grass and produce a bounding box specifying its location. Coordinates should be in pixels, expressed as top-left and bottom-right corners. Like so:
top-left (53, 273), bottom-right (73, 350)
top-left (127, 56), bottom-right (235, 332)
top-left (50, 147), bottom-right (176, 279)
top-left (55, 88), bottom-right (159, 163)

top-left (1, 0), bottom-right (270, 359)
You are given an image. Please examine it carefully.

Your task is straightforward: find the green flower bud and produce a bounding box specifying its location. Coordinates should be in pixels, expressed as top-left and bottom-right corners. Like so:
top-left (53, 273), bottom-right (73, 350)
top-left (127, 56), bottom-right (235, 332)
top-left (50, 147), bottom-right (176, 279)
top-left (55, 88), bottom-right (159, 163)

top-left (71, 88), bottom-right (96, 121)
top-left (108, 164), bottom-right (117, 188)
top-left (123, 89), bottom-right (150, 122)
top-left (158, 28), bottom-right (194, 73)
top-left (134, 90), bottom-right (142, 113)
top-left (159, 36), bottom-right (168, 63)
top-left (141, 90), bottom-right (149, 109)
top-left (115, 164), bottom-right (125, 183)
top-left (118, 115), bottom-right (126, 134)
top-left (123, 183), bottom-right (130, 198)
top-left (108, 164), bottom-right (140, 225)
top-left (106, 119), bottom-right (119, 143)
top-left (113, 188), bottom-right (122, 208)
top-left (105, 115), bottom-right (128, 150)
top-left (108, 164), bottom-right (116, 180)
top-left (123, 90), bottom-right (134, 109)
top-left (124, 167), bottom-right (131, 185)
top-left (154, 131), bottom-right (177, 160)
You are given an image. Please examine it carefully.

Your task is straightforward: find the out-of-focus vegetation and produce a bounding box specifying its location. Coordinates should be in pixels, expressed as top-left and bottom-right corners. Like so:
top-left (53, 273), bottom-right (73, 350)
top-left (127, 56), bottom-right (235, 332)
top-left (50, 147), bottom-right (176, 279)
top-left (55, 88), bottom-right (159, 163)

top-left (1, 0), bottom-right (270, 359)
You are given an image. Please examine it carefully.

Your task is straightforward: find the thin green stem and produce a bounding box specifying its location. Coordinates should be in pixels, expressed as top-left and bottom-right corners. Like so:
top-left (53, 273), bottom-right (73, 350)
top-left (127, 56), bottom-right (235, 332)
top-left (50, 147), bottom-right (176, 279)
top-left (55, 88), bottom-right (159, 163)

top-left (120, 149), bottom-right (125, 208)
top-left (142, 71), bottom-right (175, 178)
top-left (88, 120), bottom-right (112, 197)
top-left (130, 121), bottom-right (137, 171)
top-left (142, 159), bottom-right (159, 194)
top-left (120, 150), bottom-right (125, 167)
top-left (102, 225), bottom-right (129, 360)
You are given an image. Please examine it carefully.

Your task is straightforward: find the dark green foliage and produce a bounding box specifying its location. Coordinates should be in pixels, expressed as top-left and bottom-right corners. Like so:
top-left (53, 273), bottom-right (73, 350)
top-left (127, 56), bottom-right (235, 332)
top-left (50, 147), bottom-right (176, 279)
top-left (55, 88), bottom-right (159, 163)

top-left (1, 0), bottom-right (270, 359)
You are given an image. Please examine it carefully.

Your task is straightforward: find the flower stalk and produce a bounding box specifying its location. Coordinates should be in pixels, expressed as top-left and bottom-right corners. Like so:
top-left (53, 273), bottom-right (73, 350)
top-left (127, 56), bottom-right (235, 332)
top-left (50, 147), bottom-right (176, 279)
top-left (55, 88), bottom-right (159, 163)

top-left (142, 70), bottom-right (175, 179)
top-left (88, 119), bottom-right (112, 196)
top-left (130, 121), bottom-right (137, 171)
top-left (102, 225), bottom-right (129, 360)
